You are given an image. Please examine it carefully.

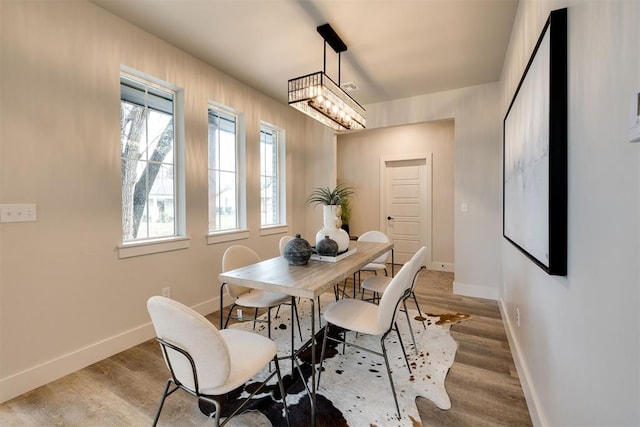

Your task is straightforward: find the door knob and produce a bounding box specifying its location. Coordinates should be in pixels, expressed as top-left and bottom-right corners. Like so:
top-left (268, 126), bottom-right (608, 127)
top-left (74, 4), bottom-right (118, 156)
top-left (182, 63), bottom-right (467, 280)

top-left (387, 216), bottom-right (394, 220)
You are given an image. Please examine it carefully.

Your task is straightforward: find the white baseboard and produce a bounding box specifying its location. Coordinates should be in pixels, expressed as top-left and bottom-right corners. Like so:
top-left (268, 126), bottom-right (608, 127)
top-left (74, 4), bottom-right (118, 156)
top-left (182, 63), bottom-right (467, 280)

top-left (452, 280), bottom-right (499, 300)
top-left (428, 261), bottom-right (455, 272)
top-left (0, 296), bottom-right (219, 404)
top-left (498, 298), bottom-right (546, 427)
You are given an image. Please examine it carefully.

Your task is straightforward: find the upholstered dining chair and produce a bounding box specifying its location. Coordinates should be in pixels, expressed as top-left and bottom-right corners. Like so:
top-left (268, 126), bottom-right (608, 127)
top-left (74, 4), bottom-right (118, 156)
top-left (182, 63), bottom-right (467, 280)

top-left (361, 246), bottom-right (428, 351)
top-left (222, 245), bottom-right (302, 340)
top-left (278, 235), bottom-right (294, 257)
top-left (317, 257), bottom-right (414, 418)
top-left (147, 296), bottom-right (290, 427)
top-left (353, 230), bottom-right (392, 294)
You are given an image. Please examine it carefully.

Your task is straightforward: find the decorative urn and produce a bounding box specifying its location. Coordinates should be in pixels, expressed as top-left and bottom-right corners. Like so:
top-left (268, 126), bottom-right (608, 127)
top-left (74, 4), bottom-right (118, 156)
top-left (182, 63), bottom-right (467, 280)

top-left (284, 234), bottom-right (312, 265)
top-left (316, 235), bottom-right (339, 257)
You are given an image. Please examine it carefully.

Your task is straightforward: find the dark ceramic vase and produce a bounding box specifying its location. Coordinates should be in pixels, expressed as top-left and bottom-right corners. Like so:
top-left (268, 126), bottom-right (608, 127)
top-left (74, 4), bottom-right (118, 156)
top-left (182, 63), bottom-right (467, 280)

top-left (316, 235), bottom-right (339, 257)
top-left (284, 234), bottom-right (312, 265)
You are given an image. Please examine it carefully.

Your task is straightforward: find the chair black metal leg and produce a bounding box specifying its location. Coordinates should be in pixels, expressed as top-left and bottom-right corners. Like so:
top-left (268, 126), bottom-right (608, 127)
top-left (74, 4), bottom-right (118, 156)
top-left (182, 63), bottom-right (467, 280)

top-left (411, 291), bottom-right (427, 329)
top-left (223, 303), bottom-right (237, 329)
top-left (273, 356), bottom-right (291, 427)
top-left (253, 308), bottom-right (259, 330)
top-left (380, 337), bottom-right (402, 419)
top-left (317, 322), bottom-right (330, 388)
top-left (292, 299), bottom-right (303, 341)
top-left (152, 378), bottom-right (178, 427)
top-left (402, 299), bottom-right (418, 354)
top-left (200, 396), bottom-right (222, 426)
top-left (394, 322), bottom-right (412, 373)
top-left (267, 307), bottom-right (272, 339)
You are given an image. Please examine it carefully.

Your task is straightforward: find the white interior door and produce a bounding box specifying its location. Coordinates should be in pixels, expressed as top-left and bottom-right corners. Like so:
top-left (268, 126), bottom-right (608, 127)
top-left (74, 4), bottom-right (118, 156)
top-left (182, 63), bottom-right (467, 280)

top-left (380, 155), bottom-right (432, 265)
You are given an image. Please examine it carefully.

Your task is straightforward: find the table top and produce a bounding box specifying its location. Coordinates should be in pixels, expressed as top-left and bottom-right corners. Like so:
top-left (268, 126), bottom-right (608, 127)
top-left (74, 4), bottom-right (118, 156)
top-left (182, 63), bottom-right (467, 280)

top-left (218, 240), bottom-right (393, 299)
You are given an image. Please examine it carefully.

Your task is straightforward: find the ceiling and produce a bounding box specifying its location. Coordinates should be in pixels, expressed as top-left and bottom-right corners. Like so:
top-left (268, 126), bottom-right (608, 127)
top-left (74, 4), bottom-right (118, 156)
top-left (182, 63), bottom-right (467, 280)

top-left (90, 0), bottom-right (519, 106)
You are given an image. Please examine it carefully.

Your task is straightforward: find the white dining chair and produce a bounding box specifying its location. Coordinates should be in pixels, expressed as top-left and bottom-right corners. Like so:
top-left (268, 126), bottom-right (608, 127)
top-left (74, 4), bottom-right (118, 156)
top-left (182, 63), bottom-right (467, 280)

top-left (349, 230), bottom-right (392, 297)
top-left (147, 296), bottom-right (290, 427)
top-left (278, 235), bottom-right (294, 257)
top-left (317, 257), bottom-right (414, 418)
top-left (362, 246), bottom-right (428, 351)
top-left (357, 230), bottom-right (392, 274)
top-left (222, 245), bottom-right (301, 340)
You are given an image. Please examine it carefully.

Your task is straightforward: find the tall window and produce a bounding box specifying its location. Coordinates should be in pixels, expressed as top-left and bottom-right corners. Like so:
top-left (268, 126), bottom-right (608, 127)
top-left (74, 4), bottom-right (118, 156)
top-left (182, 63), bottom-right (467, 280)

top-left (260, 123), bottom-right (285, 227)
top-left (208, 106), bottom-right (241, 232)
top-left (120, 74), bottom-right (178, 242)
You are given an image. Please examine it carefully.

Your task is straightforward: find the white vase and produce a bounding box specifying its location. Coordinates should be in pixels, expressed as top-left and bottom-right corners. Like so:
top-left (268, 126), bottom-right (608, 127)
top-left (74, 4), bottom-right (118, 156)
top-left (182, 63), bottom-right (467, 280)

top-left (316, 205), bottom-right (350, 252)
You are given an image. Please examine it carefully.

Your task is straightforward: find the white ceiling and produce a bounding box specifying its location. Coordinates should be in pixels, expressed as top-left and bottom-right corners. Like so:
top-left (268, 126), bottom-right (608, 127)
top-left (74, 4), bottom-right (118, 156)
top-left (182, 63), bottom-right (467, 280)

top-left (90, 0), bottom-right (519, 106)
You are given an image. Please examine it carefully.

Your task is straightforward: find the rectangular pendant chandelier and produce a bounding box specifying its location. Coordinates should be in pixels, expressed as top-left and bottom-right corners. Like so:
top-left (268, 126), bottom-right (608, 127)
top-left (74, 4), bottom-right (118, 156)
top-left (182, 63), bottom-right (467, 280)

top-left (288, 24), bottom-right (366, 131)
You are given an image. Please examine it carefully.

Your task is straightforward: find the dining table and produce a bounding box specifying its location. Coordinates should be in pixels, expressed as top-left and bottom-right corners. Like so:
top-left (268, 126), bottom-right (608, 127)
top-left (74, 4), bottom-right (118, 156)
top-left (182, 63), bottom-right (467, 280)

top-left (218, 239), bottom-right (394, 426)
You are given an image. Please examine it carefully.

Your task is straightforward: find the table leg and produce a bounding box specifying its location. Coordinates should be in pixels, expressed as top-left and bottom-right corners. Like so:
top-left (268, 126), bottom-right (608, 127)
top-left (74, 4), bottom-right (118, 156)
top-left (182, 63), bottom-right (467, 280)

top-left (291, 297), bottom-right (295, 365)
top-left (391, 249), bottom-right (395, 277)
top-left (219, 283), bottom-right (225, 329)
top-left (310, 297), bottom-right (316, 426)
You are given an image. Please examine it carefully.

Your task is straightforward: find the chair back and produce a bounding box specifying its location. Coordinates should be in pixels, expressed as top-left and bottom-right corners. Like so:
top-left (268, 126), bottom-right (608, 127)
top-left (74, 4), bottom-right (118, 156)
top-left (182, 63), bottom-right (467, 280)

top-left (278, 235), bottom-right (294, 256)
top-left (147, 296), bottom-right (230, 393)
top-left (376, 258), bottom-right (414, 331)
top-left (407, 246), bottom-right (428, 292)
top-left (358, 230), bottom-right (391, 264)
top-left (222, 245), bottom-right (261, 297)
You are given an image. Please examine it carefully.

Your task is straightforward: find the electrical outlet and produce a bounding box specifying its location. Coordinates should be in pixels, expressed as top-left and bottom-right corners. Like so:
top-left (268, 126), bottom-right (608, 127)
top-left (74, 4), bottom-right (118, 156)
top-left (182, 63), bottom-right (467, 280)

top-left (516, 307), bottom-right (520, 327)
top-left (0, 204), bottom-right (37, 223)
top-left (162, 287), bottom-right (171, 298)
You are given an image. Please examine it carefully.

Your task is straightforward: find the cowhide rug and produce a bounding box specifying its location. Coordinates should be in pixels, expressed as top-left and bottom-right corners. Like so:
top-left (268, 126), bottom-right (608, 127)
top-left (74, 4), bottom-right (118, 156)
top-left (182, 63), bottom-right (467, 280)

top-left (202, 294), bottom-right (469, 427)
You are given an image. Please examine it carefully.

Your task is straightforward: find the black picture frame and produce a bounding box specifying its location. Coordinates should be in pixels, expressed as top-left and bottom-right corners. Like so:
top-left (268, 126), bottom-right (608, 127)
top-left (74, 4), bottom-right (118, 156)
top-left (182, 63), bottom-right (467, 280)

top-left (503, 8), bottom-right (567, 276)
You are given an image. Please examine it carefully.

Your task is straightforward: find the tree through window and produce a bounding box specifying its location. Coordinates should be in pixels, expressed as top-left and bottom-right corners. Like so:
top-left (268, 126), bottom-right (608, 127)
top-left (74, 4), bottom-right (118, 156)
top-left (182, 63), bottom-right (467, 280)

top-left (120, 75), bottom-right (177, 242)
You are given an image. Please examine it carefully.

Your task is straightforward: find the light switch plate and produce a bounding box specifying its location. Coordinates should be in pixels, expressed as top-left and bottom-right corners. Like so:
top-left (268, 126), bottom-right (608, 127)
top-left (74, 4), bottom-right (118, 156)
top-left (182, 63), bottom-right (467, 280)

top-left (629, 91), bottom-right (640, 143)
top-left (0, 204), bottom-right (37, 223)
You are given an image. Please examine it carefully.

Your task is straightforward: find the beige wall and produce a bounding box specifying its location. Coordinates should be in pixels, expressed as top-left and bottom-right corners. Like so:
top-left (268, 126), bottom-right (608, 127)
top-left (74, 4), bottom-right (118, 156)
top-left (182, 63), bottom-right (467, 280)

top-left (337, 120), bottom-right (454, 270)
top-left (365, 83), bottom-right (503, 300)
top-left (0, 0), bottom-right (332, 402)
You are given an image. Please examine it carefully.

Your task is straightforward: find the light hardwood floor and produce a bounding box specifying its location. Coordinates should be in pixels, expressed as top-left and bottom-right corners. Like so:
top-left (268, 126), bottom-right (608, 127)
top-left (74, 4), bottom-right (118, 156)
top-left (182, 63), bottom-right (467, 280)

top-left (0, 269), bottom-right (532, 426)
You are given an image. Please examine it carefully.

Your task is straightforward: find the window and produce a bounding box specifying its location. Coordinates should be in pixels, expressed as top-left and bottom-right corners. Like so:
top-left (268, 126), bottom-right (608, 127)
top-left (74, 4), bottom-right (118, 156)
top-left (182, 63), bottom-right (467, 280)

top-left (260, 123), bottom-right (286, 227)
top-left (208, 105), bottom-right (245, 233)
top-left (120, 74), bottom-right (181, 243)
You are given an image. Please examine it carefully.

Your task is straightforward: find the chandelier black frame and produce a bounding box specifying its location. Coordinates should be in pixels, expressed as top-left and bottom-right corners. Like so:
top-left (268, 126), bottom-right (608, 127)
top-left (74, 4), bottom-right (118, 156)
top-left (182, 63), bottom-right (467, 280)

top-left (288, 24), bottom-right (366, 131)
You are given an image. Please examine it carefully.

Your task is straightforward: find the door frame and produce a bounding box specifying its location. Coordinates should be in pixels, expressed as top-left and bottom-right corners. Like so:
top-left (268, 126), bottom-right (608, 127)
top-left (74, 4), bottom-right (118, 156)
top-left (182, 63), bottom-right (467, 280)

top-left (379, 152), bottom-right (433, 267)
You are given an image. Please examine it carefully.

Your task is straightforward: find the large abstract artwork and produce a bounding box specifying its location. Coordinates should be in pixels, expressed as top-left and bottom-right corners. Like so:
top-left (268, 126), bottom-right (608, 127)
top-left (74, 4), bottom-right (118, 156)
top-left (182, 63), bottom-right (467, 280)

top-left (503, 8), bottom-right (567, 276)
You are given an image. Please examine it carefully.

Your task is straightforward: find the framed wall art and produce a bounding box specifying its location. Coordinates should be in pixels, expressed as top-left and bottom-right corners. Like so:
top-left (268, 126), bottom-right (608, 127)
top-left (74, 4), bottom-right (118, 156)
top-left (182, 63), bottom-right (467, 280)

top-left (503, 8), bottom-right (567, 276)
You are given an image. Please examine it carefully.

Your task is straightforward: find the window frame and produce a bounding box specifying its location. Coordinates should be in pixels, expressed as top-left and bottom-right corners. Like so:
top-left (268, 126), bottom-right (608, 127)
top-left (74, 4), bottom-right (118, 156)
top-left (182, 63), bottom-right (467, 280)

top-left (206, 101), bottom-right (248, 244)
top-left (118, 67), bottom-right (187, 259)
top-left (259, 121), bottom-right (287, 235)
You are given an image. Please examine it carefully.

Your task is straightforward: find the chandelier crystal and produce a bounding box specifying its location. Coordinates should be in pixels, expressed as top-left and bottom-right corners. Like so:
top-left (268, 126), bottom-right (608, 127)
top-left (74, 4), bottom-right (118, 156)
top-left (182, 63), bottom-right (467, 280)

top-left (288, 24), bottom-right (366, 131)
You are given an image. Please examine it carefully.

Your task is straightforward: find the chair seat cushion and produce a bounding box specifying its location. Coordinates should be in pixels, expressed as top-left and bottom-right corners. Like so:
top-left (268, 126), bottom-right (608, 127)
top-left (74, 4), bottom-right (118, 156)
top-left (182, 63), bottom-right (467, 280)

top-left (201, 329), bottom-right (277, 395)
top-left (235, 289), bottom-right (290, 308)
top-left (361, 275), bottom-right (392, 294)
top-left (360, 263), bottom-right (387, 272)
top-left (323, 299), bottom-right (386, 336)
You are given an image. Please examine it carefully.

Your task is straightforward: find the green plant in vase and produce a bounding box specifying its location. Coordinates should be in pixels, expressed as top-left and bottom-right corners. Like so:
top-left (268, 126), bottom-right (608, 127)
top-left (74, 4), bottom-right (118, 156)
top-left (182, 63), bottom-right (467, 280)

top-left (306, 184), bottom-right (356, 252)
top-left (305, 183), bottom-right (356, 207)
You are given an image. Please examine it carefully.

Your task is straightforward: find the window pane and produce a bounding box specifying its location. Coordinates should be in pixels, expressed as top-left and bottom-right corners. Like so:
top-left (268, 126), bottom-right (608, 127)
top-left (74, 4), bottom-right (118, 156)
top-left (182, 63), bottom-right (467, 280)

top-left (208, 105), bottom-right (239, 233)
top-left (120, 74), bottom-right (176, 242)
top-left (260, 125), bottom-right (282, 227)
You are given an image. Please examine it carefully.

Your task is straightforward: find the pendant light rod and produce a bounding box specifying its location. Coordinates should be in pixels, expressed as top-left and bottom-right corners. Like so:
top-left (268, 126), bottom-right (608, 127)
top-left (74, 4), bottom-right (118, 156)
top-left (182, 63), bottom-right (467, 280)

top-left (319, 24), bottom-right (346, 86)
top-left (317, 24), bottom-right (347, 54)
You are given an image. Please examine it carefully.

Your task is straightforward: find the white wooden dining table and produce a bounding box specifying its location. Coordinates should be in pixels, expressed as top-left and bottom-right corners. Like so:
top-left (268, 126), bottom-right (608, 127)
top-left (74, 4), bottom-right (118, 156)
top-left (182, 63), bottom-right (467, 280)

top-left (218, 239), bottom-right (394, 426)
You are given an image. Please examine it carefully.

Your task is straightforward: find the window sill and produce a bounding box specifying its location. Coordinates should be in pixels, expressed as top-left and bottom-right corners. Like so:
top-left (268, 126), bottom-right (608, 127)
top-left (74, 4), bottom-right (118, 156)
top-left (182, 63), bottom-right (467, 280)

top-left (259, 225), bottom-right (289, 236)
top-left (118, 236), bottom-right (191, 259)
top-left (207, 229), bottom-right (250, 245)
